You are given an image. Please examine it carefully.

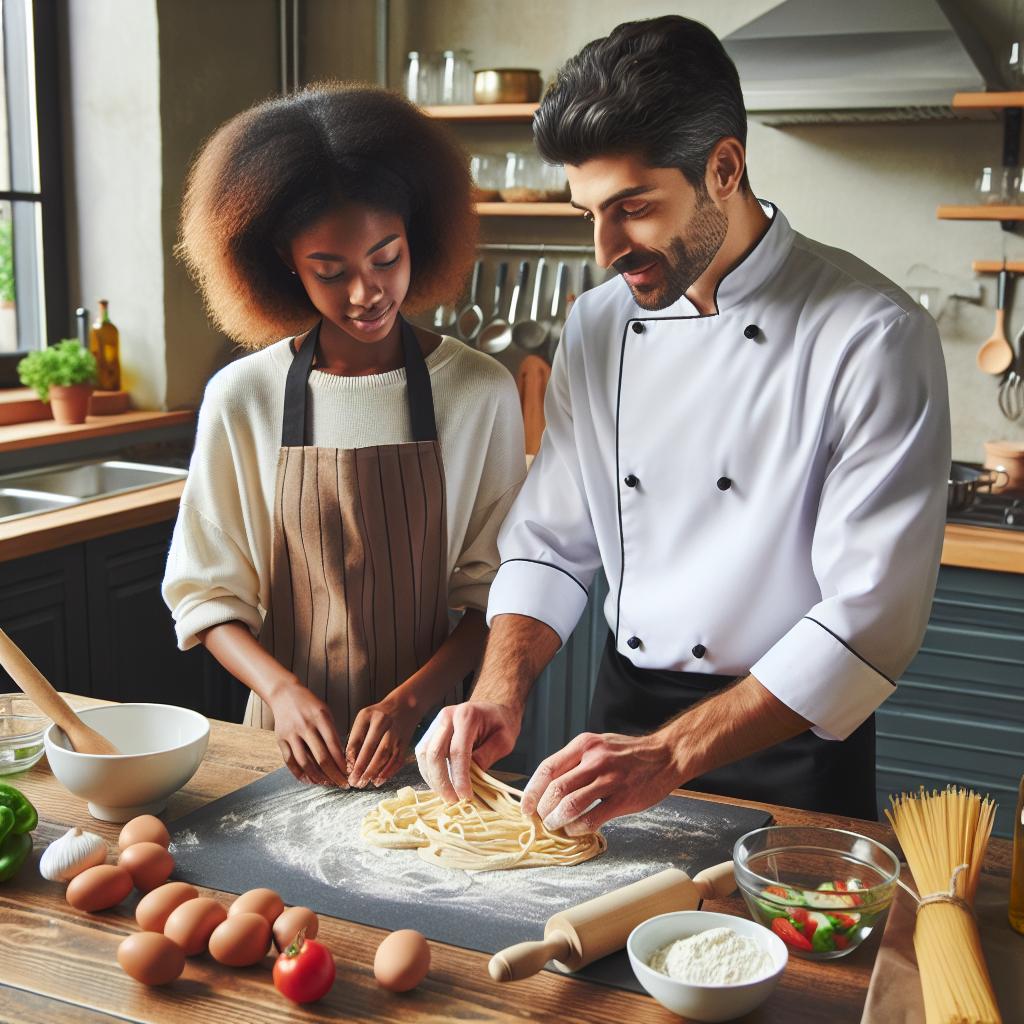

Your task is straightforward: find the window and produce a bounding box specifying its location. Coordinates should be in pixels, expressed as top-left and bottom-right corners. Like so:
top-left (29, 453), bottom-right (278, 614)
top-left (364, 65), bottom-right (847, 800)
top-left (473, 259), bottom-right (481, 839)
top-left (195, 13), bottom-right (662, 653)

top-left (0, 0), bottom-right (67, 385)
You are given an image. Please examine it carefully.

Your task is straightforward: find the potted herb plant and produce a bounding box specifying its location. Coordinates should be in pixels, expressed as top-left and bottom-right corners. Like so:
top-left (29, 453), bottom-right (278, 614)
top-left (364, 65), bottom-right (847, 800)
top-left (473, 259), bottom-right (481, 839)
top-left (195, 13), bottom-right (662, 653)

top-left (17, 340), bottom-right (98, 425)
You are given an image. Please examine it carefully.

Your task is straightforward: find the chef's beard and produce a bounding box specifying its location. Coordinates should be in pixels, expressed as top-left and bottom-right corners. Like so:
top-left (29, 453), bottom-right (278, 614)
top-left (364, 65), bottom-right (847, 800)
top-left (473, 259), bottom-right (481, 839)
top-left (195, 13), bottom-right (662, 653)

top-left (615, 191), bottom-right (728, 311)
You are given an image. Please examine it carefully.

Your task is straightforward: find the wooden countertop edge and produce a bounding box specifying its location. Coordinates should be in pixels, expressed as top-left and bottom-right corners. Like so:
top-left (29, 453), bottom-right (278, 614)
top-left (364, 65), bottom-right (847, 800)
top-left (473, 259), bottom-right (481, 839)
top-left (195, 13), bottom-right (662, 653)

top-left (0, 480), bottom-right (185, 561)
top-left (941, 523), bottom-right (1024, 573)
top-left (0, 409), bottom-right (194, 453)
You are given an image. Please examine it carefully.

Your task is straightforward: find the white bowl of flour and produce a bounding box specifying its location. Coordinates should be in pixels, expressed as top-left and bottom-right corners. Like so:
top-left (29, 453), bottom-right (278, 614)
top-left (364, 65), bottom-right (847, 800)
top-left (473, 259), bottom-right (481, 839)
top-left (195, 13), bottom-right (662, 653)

top-left (627, 910), bottom-right (787, 1022)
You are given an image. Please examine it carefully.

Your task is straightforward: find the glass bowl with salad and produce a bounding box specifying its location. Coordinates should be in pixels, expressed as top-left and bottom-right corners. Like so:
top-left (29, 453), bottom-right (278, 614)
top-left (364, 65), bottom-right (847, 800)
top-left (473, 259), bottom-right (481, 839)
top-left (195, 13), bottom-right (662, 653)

top-left (0, 693), bottom-right (51, 775)
top-left (733, 825), bottom-right (900, 959)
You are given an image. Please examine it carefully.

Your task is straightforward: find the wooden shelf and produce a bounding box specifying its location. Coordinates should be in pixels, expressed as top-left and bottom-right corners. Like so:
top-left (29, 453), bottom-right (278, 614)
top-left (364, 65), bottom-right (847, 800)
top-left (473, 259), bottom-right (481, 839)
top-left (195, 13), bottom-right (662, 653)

top-left (972, 260), bottom-right (1024, 273)
top-left (0, 408), bottom-right (194, 454)
top-left (476, 202), bottom-right (580, 217)
top-left (423, 103), bottom-right (538, 122)
top-left (953, 91), bottom-right (1024, 110)
top-left (937, 205), bottom-right (1024, 221)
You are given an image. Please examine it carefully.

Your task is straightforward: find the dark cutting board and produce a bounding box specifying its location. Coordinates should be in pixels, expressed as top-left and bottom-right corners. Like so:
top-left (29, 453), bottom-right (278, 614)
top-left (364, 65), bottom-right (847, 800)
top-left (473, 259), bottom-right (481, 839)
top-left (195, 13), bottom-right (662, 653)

top-left (167, 765), bottom-right (771, 994)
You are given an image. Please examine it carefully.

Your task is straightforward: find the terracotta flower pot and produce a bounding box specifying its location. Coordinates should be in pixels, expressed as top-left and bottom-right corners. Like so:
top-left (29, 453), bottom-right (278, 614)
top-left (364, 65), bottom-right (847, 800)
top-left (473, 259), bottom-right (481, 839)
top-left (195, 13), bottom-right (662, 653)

top-left (48, 383), bottom-right (94, 425)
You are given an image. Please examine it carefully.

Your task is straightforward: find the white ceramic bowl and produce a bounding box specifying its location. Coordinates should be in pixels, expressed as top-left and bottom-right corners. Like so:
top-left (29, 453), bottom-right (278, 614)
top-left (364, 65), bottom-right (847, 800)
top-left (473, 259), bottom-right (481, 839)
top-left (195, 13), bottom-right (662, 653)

top-left (44, 703), bottom-right (209, 822)
top-left (627, 911), bottom-right (787, 1022)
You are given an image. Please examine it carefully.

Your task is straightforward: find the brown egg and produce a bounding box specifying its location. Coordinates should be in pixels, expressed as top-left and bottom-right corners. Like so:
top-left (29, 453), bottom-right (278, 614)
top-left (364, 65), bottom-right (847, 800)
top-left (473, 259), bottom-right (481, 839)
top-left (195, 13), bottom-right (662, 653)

top-left (66, 864), bottom-right (133, 912)
top-left (373, 929), bottom-right (431, 992)
top-left (118, 815), bottom-right (171, 851)
top-left (164, 896), bottom-right (228, 956)
top-left (136, 882), bottom-right (199, 932)
top-left (228, 888), bottom-right (284, 925)
top-left (118, 842), bottom-right (175, 892)
top-left (117, 932), bottom-right (186, 986)
top-left (272, 906), bottom-right (319, 952)
top-left (208, 912), bottom-right (273, 966)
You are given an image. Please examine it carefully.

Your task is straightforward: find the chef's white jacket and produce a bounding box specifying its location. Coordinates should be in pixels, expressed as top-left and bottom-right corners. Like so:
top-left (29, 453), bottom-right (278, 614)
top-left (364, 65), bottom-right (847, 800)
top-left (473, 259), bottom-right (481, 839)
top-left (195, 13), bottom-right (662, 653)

top-left (486, 203), bottom-right (951, 741)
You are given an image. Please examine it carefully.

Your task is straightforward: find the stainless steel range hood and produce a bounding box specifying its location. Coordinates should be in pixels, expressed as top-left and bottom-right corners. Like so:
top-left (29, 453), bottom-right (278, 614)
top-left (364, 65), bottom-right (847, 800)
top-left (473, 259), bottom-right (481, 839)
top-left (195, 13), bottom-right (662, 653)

top-left (722, 0), bottom-right (1000, 125)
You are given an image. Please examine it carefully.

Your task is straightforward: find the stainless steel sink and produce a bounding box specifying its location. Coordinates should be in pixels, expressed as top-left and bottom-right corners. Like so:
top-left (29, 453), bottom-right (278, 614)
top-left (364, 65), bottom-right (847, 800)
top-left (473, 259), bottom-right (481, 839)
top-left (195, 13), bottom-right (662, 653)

top-left (0, 460), bottom-right (188, 524)
top-left (0, 490), bottom-right (76, 522)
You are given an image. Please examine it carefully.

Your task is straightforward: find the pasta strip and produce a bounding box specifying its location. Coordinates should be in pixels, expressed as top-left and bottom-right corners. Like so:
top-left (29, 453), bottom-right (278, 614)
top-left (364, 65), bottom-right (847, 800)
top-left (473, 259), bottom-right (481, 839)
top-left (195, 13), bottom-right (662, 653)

top-left (361, 763), bottom-right (607, 871)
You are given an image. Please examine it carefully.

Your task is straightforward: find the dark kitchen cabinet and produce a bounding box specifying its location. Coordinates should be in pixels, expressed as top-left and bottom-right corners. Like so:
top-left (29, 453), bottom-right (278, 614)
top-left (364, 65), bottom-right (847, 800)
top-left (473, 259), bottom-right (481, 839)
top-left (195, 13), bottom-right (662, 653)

top-left (0, 520), bottom-right (249, 722)
top-left (0, 545), bottom-right (90, 696)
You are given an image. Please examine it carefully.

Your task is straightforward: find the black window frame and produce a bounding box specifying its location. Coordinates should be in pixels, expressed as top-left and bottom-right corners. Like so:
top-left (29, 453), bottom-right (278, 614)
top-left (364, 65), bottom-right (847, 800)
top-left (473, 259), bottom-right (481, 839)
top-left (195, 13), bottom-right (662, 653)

top-left (0, 0), bottom-right (68, 387)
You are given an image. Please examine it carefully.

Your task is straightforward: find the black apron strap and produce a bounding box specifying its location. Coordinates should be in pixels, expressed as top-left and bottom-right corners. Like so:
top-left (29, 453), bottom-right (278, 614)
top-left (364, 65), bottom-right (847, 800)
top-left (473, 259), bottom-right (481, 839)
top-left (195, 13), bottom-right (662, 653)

top-left (400, 316), bottom-right (438, 443)
top-left (281, 317), bottom-right (438, 446)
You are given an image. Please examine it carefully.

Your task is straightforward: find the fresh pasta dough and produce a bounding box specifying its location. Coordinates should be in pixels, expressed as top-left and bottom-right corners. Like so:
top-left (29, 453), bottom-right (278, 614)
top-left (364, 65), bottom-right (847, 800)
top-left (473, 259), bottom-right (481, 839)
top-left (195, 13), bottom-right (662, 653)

top-left (361, 763), bottom-right (607, 872)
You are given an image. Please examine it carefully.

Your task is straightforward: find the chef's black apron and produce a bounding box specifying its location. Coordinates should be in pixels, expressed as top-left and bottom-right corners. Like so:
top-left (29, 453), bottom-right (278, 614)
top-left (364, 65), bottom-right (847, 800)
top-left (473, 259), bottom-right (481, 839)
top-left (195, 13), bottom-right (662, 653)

top-left (587, 631), bottom-right (877, 820)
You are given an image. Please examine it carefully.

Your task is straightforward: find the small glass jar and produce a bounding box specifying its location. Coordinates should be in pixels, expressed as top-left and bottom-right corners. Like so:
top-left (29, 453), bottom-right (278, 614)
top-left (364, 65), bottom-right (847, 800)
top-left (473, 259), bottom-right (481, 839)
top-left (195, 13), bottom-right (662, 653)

top-left (439, 49), bottom-right (474, 105)
top-left (469, 153), bottom-right (503, 201)
top-left (402, 51), bottom-right (424, 104)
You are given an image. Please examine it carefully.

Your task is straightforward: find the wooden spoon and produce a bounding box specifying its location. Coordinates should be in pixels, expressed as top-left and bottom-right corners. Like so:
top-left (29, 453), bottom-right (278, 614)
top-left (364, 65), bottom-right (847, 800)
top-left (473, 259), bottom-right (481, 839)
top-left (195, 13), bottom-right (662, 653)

top-left (0, 627), bottom-right (119, 754)
top-left (978, 268), bottom-right (1014, 375)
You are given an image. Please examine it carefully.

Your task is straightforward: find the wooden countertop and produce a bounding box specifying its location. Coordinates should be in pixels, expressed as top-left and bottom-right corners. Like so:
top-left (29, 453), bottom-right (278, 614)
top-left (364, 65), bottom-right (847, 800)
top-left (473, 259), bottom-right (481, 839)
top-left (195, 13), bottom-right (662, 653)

top-left (0, 695), bottom-right (1012, 1023)
top-left (0, 409), bottom-right (194, 454)
top-left (0, 480), bottom-right (185, 562)
top-left (941, 522), bottom-right (1024, 574)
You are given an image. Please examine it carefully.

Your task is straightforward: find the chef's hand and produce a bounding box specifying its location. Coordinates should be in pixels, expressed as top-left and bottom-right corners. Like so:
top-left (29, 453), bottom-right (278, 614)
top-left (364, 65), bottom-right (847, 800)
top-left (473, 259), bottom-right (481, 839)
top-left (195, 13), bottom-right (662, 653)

top-left (415, 701), bottom-right (522, 805)
top-left (345, 697), bottom-right (421, 788)
top-left (521, 731), bottom-right (684, 836)
top-left (268, 683), bottom-right (350, 788)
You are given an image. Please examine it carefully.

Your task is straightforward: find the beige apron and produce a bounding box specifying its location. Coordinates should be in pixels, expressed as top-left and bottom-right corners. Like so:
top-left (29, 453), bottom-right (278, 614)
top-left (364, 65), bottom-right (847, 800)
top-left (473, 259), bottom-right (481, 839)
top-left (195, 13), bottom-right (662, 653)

top-left (244, 317), bottom-right (452, 731)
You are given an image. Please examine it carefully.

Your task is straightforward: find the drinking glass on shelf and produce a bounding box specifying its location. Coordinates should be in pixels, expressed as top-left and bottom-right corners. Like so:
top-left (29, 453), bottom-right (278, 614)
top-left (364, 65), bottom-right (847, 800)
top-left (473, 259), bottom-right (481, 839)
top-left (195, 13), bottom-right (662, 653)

top-left (403, 51), bottom-right (424, 104)
top-left (975, 166), bottom-right (1008, 204)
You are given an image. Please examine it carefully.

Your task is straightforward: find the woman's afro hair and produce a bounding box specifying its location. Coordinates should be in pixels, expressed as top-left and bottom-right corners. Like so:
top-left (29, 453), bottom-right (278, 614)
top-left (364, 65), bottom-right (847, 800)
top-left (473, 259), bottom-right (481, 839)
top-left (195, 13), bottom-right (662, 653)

top-left (178, 81), bottom-right (478, 348)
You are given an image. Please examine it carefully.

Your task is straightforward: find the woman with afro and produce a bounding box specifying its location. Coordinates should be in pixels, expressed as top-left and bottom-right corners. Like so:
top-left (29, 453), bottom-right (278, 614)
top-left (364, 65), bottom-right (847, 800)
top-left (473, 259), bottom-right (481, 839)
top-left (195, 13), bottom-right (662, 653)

top-left (163, 83), bottom-right (525, 791)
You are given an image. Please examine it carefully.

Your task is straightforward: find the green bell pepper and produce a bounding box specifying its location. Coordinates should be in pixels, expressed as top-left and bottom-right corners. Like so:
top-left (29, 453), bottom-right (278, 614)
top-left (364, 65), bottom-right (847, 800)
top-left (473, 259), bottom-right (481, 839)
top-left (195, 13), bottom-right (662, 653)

top-left (0, 805), bottom-right (14, 846)
top-left (0, 831), bottom-right (32, 882)
top-left (0, 783), bottom-right (37, 834)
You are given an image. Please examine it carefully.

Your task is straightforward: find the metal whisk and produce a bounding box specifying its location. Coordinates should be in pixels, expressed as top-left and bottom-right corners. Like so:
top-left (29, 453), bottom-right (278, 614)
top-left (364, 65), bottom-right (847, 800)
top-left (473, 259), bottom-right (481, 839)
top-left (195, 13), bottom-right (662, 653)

top-left (998, 324), bottom-right (1024, 420)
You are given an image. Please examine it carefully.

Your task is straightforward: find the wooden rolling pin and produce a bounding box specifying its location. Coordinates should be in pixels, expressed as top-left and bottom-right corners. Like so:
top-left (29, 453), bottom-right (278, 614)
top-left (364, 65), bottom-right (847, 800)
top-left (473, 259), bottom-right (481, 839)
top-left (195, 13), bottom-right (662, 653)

top-left (488, 860), bottom-right (735, 982)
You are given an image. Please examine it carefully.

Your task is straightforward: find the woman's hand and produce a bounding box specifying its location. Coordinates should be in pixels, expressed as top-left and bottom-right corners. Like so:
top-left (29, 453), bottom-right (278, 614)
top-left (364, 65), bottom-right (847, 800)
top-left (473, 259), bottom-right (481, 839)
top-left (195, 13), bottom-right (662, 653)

top-left (346, 696), bottom-right (421, 788)
top-left (267, 681), bottom-right (350, 788)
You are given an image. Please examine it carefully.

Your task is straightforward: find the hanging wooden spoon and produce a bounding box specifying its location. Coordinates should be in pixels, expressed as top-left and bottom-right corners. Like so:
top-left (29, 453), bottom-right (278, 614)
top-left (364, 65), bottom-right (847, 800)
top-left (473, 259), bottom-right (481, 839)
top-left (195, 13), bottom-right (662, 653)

top-left (978, 268), bottom-right (1014, 375)
top-left (0, 627), bottom-right (119, 754)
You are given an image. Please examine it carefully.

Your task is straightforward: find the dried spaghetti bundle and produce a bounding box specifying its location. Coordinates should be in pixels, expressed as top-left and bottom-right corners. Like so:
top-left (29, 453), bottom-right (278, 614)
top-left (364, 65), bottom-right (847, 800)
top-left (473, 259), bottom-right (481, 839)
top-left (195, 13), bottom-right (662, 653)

top-left (886, 787), bottom-right (1000, 1024)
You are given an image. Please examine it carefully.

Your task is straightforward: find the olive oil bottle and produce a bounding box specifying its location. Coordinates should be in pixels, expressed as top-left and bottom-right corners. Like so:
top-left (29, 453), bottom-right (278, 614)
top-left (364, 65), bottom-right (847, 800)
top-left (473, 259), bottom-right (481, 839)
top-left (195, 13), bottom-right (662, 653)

top-left (89, 299), bottom-right (121, 391)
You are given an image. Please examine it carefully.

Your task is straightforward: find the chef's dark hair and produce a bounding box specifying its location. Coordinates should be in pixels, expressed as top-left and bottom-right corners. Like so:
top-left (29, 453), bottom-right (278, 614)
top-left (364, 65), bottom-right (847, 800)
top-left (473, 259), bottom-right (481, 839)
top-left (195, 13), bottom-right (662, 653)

top-left (533, 15), bottom-right (750, 192)
top-left (179, 81), bottom-right (477, 348)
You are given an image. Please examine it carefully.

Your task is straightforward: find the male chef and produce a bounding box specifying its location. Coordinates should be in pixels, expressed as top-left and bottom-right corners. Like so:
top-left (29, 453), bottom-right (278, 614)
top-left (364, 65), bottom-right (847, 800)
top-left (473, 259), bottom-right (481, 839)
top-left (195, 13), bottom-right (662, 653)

top-left (417, 15), bottom-right (950, 828)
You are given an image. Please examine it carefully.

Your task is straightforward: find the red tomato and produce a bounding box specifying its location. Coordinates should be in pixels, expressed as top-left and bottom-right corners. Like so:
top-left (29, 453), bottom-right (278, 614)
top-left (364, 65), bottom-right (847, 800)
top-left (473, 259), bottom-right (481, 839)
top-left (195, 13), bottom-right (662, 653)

top-left (770, 916), bottom-right (813, 951)
top-left (273, 931), bottom-right (336, 1005)
top-left (789, 908), bottom-right (817, 938)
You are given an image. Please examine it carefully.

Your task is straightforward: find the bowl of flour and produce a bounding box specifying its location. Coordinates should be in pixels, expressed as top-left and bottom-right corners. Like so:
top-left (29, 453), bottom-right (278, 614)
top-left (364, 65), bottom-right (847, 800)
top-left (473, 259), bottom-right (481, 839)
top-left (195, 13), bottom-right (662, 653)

top-left (627, 910), bottom-right (787, 1022)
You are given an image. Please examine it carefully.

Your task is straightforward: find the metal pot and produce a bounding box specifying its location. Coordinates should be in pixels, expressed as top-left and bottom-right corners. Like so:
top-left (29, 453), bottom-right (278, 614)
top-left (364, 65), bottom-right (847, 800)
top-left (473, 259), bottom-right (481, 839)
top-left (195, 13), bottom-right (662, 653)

top-left (948, 462), bottom-right (1008, 513)
top-left (473, 69), bottom-right (543, 104)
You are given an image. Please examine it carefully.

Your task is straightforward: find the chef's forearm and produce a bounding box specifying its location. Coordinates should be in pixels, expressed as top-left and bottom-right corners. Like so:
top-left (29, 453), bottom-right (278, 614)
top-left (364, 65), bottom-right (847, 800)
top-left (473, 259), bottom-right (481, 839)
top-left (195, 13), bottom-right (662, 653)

top-left (659, 674), bottom-right (811, 783)
top-left (198, 620), bottom-right (299, 705)
top-left (469, 613), bottom-right (561, 714)
top-left (388, 609), bottom-right (489, 714)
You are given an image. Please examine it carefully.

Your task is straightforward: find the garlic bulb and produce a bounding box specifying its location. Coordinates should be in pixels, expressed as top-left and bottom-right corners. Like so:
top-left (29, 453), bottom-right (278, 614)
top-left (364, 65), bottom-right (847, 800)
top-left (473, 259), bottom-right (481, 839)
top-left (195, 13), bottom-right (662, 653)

top-left (39, 826), bottom-right (108, 882)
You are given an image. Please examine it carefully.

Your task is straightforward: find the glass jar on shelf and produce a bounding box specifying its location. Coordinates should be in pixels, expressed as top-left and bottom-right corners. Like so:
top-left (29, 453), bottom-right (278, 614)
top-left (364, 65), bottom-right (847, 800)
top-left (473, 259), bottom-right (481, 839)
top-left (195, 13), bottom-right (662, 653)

top-left (439, 49), bottom-right (474, 105)
top-left (470, 153), bottom-right (503, 201)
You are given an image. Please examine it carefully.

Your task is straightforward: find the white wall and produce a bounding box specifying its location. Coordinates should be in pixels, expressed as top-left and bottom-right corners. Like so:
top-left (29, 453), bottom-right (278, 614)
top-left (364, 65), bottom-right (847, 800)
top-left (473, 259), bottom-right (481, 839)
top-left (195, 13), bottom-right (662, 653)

top-left (65, 0), bottom-right (166, 410)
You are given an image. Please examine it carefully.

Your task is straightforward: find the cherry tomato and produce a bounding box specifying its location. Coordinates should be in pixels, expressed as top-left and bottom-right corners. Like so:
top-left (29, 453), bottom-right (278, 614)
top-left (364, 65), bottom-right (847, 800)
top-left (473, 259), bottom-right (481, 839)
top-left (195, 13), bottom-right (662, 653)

top-left (770, 916), bottom-right (813, 951)
top-left (273, 930), bottom-right (336, 1004)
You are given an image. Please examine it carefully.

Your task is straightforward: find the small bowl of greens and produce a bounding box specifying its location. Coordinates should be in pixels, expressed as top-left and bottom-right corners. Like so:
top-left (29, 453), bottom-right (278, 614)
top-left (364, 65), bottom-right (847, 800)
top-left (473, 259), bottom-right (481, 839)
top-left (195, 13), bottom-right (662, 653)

top-left (734, 825), bottom-right (899, 959)
top-left (0, 694), bottom-right (51, 775)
